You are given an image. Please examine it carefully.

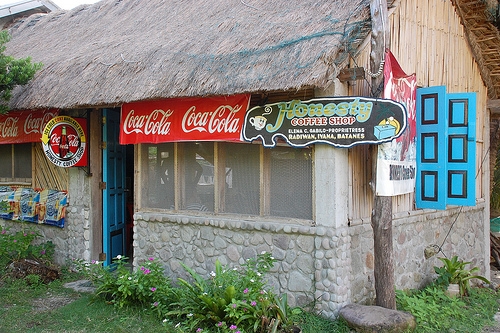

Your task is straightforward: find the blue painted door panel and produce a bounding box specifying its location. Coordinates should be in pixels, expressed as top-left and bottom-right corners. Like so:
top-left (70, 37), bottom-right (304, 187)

top-left (416, 86), bottom-right (447, 209)
top-left (416, 87), bottom-right (476, 209)
top-left (446, 92), bottom-right (476, 206)
top-left (103, 108), bottom-right (126, 266)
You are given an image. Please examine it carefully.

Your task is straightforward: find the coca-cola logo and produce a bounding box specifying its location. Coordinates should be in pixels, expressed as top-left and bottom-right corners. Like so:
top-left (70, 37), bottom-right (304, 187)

top-left (123, 109), bottom-right (173, 136)
top-left (41, 116), bottom-right (87, 168)
top-left (49, 133), bottom-right (81, 147)
top-left (120, 95), bottom-right (250, 144)
top-left (24, 112), bottom-right (57, 135)
top-left (0, 116), bottom-right (19, 138)
top-left (181, 105), bottom-right (242, 134)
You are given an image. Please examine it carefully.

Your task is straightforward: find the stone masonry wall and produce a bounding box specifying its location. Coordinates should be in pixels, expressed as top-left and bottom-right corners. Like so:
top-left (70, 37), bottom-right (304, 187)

top-left (0, 168), bottom-right (92, 266)
top-left (134, 202), bottom-right (487, 317)
top-left (349, 202), bottom-right (488, 305)
top-left (133, 212), bottom-right (353, 318)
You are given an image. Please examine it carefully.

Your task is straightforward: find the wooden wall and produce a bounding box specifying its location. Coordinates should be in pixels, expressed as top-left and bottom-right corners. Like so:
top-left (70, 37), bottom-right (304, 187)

top-left (33, 143), bottom-right (69, 190)
top-left (348, 0), bottom-right (489, 221)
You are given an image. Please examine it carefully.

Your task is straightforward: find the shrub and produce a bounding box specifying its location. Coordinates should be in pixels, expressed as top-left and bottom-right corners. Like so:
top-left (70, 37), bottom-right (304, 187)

top-left (0, 225), bottom-right (55, 273)
top-left (73, 255), bottom-right (173, 311)
top-left (168, 252), bottom-right (299, 333)
top-left (434, 256), bottom-right (489, 296)
top-left (397, 285), bottom-right (498, 333)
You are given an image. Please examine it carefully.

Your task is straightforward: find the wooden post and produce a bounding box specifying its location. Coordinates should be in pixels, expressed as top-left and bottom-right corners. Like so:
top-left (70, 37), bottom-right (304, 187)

top-left (370, 0), bottom-right (396, 309)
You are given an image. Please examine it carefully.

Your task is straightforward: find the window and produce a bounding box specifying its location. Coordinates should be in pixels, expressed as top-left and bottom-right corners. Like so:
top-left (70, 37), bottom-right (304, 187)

top-left (140, 142), bottom-right (313, 220)
top-left (416, 86), bottom-right (476, 209)
top-left (0, 143), bottom-right (32, 185)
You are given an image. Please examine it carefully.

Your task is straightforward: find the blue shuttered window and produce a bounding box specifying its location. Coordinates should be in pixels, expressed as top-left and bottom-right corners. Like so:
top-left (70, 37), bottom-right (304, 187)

top-left (416, 86), bottom-right (476, 209)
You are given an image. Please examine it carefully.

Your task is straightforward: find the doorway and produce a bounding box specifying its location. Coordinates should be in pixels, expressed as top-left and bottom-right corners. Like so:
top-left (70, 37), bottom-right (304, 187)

top-left (102, 108), bottom-right (134, 265)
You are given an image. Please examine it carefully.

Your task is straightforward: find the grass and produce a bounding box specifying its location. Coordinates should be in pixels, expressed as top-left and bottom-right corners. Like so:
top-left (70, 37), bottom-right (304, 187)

top-left (397, 284), bottom-right (500, 333)
top-left (0, 268), bottom-right (349, 333)
top-left (1, 266), bottom-right (499, 333)
top-left (0, 271), bottom-right (170, 333)
top-left (291, 311), bottom-right (351, 333)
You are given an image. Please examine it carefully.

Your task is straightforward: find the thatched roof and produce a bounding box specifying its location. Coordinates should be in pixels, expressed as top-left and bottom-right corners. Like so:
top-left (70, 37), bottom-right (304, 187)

top-left (5, 0), bottom-right (371, 110)
top-left (452, 0), bottom-right (500, 100)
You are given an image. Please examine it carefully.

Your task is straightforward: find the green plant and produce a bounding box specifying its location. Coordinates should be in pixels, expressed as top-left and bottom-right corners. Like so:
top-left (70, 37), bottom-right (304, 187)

top-left (0, 275), bottom-right (173, 333)
top-left (0, 199), bottom-right (9, 214)
top-left (290, 310), bottom-right (351, 333)
top-left (168, 252), bottom-right (295, 333)
top-left (491, 147), bottom-right (500, 213)
top-left (0, 31), bottom-right (43, 114)
top-left (0, 225), bottom-right (55, 272)
top-left (397, 285), bottom-right (498, 333)
top-left (434, 256), bottom-right (490, 296)
top-left (73, 255), bottom-right (173, 310)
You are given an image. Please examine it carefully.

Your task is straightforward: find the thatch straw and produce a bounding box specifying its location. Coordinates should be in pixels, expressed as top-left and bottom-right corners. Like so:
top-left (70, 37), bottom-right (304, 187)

top-left (452, 0), bottom-right (500, 99)
top-left (5, 0), bottom-right (371, 110)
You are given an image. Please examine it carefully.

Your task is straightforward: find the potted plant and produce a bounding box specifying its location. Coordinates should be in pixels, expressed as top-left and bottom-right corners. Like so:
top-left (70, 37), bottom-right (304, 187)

top-left (434, 256), bottom-right (490, 296)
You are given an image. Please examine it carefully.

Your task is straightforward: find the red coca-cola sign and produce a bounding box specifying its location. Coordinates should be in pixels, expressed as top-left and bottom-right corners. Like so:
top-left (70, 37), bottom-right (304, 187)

top-left (120, 94), bottom-right (250, 144)
top-left (0, 109), bottom-right (59, 144)
top-left (41, 116), bottom-right (88, 167)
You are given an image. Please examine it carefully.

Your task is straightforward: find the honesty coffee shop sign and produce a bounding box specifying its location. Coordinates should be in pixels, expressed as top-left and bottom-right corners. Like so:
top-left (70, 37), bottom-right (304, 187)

top-left (242, 97), bottom-right (407, 148)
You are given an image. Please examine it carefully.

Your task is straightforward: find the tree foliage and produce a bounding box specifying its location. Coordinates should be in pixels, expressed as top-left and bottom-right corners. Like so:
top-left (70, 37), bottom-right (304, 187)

top-left (0, 30), bottom-right (42, 114)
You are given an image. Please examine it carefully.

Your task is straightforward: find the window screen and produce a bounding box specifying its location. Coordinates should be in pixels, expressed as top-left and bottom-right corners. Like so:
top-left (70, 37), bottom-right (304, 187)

top-left (270, 147), bottom-right (313, 219)
top-left (181, 142), bottom-right (214, 212)
top-left (139, 142), bottom-right (313, 220)
top-left (224, 143), bottom-right (260, 215)
top-left (0, 143), bottom-right (32, 183)
top-left (14, 144), bottom-right (32, 179)
top-left (0, 145), bottom-right (12, 178)
top-left (141, 143), bottom-right (175, 209)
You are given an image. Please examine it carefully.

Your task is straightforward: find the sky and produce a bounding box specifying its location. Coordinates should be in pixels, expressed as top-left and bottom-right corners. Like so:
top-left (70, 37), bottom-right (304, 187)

top-left (0, 0), bottom-right (101, 10)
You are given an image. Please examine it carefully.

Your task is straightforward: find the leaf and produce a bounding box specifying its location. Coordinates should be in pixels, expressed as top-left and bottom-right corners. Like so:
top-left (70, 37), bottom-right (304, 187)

top-left (224, 285), bottom-right (236, 303)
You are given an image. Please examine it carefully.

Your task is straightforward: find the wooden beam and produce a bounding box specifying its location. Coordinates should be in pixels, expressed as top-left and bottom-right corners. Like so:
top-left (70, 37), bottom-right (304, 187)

top-left (488, 99), bottom-right (500, 114)
top-left (370, 0), bottom-right (396, 310)
top-left (337, 67), bottom-right (366, 82)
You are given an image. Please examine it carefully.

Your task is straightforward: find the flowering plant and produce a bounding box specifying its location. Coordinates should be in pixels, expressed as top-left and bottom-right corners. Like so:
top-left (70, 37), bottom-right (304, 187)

top-left (168, 252), bottom-right (296, 333)
top-left (0, 225), bottom-right (54, 271)
top-left (73, 256), bottom-right (172, 309)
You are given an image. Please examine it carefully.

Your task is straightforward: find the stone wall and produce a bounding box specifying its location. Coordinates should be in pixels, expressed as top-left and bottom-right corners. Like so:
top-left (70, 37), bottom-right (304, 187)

top-left (133, 212), bottom-right (353, 318)
top-left (0, 167), bottom-right (92, 266)
top-left (349, 202), bottom-right (488, 305)
top-left (1, 171), bottom-right (488, 318)
top-left (133, 202), bottom-right (488, 318)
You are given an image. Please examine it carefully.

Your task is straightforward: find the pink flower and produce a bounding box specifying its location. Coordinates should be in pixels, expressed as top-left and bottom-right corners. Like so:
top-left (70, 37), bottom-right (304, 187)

top-left (251, 301), bottom-right (257, 306)
top-left (232, 303), bottom-right (237, 309)
top-left (0, 230), bottom-right (5, 234)
top-left (13, 240), bottom-right (17, 243)
top-left (230, 325), bottom-right (237, 330)
top-left (143, 269), bottom-right (151, 274)
top-left (243, 288), bottom-right (249, 294)
top-left (148, 257), bottom-right (154, 261)
top-left (196, 329), bottom-right (202, 333)
top-left (153, 302), bottom-right (158, 307)
top-left (151, 287), bottom-right (156, 292)
top-left (217, 322), bottom-right (223, 327)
